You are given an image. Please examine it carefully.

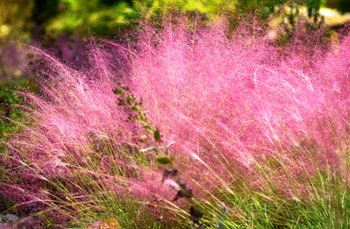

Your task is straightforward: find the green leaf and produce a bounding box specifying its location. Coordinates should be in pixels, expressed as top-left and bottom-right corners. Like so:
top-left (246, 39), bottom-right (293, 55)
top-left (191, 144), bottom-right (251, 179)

top-left (126, 95), bottom-right (136, 106)
top-left (157, 156), bottom-right (172, 164)
top-left (113, 88), bottom-right (124, 96)
top-left (154, 128), bottom-right (161, 142)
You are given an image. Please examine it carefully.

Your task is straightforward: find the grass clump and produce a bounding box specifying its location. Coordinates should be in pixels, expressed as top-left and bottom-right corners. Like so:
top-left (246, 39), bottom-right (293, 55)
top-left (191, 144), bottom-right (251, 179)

top-left (1, 20), bottom-right (350, 228)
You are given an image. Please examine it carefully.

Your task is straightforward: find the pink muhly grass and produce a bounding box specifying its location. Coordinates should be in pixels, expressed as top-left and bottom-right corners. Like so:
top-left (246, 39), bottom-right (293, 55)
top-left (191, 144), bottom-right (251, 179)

top-left (128, 23), bottom-right (350, 198)
top-left (1, 43), bottom-right (160, 223)
top-left (2, 20), bottom-right (350, 225)
top-left (14, 45), bottom-right (140, 168)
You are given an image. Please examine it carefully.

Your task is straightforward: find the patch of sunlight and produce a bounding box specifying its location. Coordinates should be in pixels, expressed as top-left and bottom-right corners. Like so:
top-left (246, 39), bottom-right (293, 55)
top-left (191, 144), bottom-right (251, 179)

top-left (320, 7), bottom-right (350, 26)
top-left (0, 24), bottom-right (10, 38)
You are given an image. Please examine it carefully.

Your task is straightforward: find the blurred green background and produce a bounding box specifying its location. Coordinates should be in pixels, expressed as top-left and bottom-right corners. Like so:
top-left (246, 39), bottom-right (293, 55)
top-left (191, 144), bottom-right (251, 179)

top-left (0, 0), bottom-right (350, 149)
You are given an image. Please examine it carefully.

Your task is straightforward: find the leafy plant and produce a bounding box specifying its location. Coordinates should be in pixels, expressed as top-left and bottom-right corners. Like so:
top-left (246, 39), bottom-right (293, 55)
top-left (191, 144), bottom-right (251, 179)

top-left (114, 84), bottom-right (162, 143)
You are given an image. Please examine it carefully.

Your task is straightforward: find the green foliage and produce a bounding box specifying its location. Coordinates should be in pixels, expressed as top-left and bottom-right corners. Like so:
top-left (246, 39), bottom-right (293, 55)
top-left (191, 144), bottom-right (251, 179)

top-left (0, 80), bottom-right (32, 221)
top-left (133, 0), bottom-right (328, 22)
top-left (0, 80), bottom-right (31, 152)
top-left (133, 0), bottom-right (236, 20)
top-left (114, 84), bottom-right (162, 142)
top-left (46, 0), bottom-right (139, 37)
top-left (0, 0), bottom-right (34, 41)
top-left (156, 156), bottom-right (172, 165)
top-left (327, 0), bottom-right (350, 13)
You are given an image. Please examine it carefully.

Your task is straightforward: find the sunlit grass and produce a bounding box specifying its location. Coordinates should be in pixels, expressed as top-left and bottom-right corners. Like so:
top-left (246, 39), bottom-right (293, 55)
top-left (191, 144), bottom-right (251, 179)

top-left (181, 135), bottom-right (350, 228)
